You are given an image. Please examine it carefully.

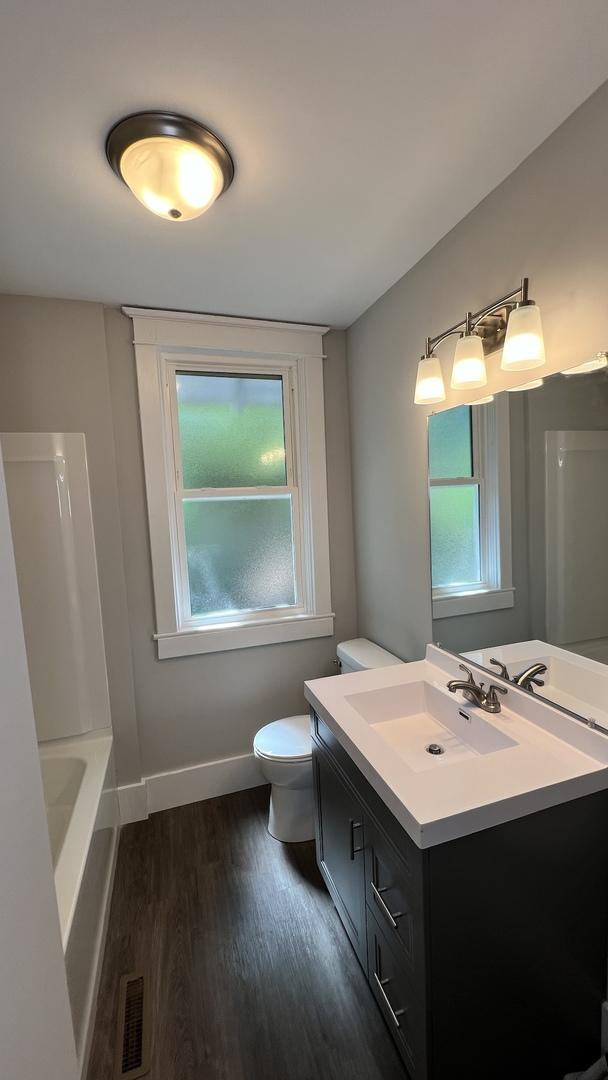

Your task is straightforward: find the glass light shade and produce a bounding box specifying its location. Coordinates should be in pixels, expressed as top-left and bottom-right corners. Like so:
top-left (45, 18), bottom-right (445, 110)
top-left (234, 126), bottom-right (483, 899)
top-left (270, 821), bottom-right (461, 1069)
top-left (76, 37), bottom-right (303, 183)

top-left (119, 136), bottom-right (225, 221)
top-left (501, 303), bottom-right (545, 371)
top-left (506, 379), bottom-right (544, 392)
top-left (561, 352), bottom-right (608, 376)
top-left (414, 355), bottom-right (446, 405)
top-left (450, 334), bottom-right (487, 390)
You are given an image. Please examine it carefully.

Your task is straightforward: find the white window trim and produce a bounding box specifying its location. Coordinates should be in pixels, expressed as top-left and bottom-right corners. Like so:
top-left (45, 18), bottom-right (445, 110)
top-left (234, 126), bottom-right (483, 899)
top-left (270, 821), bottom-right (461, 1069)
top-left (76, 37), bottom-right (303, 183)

top-left (430, 395), bottom-right (514, 619)
top-left (126, 308), bottom-right (334, 658)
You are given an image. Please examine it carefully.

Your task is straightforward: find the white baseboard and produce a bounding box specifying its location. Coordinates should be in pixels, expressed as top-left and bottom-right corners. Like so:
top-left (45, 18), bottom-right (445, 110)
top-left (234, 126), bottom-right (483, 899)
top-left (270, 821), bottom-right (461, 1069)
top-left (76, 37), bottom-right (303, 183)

top-left (117, 751), bottom-right (265, 825)
top-left (117, 779), bottom-right (148, 825)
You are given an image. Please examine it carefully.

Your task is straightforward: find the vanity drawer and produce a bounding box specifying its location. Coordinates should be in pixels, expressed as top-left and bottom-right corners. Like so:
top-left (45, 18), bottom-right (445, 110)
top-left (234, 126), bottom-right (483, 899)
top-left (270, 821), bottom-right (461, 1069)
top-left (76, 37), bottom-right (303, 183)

top-left (365, 816), bottom-right (423, 977)
top-left (367, 906), bottom-right (425, 1078)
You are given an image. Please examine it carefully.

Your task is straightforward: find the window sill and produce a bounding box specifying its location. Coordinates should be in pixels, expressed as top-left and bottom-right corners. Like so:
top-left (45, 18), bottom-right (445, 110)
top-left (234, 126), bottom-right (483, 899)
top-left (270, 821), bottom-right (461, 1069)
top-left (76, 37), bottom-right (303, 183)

top-left (432, 587), bottom-right (515, 620)
top-left (154, 612), bottom-right (335, 659)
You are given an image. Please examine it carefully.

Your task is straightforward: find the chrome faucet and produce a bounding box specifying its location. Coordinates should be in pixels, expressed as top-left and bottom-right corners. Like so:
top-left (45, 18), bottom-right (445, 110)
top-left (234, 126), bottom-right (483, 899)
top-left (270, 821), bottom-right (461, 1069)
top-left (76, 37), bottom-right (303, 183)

top-left (512, 663), bottom-right (547, 692)
top-left (489, 657), bottom-right (547, 693)
top-left (447, 664), bottom-right (508, 714)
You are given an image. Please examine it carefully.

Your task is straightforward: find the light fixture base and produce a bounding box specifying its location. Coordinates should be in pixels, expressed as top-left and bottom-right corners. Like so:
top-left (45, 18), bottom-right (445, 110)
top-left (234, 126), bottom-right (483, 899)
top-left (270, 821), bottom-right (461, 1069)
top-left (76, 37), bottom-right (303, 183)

top-left (105, 111), bottom-right (234, 194)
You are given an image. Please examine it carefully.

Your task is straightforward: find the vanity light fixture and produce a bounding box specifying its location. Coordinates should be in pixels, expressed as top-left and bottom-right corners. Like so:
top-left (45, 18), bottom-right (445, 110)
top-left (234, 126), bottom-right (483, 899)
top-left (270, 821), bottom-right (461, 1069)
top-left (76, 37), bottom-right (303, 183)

top-left (414, 353), bottom-right (446, 405)
top-left (106, 112), bottom-right (234, 221)
top-left (561, 351), bottom-right (608, 376)
top-left (414, 278), bottom-right (545, 405)
top-left (501, 280), bottom-right (545, 372)
top-left (450, 315), bottom-right (487, 390)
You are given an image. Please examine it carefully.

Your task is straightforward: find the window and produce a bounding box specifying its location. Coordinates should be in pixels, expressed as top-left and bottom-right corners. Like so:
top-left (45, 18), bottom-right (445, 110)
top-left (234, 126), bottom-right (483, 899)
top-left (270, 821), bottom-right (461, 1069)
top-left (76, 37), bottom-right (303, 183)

top-left (128, 309), bottom-right (333, 657)
top-left (428, 398), bottom-right (513, 619)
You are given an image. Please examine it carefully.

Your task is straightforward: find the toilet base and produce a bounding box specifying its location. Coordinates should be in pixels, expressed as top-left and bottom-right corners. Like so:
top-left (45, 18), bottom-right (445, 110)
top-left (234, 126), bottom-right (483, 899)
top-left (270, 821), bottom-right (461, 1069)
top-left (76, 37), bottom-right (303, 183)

top-left (268, 783), bottom-right (315, 843)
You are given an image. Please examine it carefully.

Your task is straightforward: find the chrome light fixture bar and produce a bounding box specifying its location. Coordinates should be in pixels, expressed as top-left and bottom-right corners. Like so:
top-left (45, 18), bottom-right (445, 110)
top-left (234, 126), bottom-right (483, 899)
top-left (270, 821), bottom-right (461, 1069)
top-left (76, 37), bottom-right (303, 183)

top-left (414, 277), bottom-right (545, 405)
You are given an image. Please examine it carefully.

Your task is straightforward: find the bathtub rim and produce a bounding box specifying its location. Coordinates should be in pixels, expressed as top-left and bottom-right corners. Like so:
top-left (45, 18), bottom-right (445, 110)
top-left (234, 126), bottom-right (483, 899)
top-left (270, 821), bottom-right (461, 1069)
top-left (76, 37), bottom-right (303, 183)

top-left (38, 729), bottom-right (113, 950)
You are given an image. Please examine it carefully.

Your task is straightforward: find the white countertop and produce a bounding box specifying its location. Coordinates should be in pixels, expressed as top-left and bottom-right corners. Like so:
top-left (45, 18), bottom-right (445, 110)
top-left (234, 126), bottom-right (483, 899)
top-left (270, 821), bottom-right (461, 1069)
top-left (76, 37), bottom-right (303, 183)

top-left (304, 645), bottom-right (608, 849)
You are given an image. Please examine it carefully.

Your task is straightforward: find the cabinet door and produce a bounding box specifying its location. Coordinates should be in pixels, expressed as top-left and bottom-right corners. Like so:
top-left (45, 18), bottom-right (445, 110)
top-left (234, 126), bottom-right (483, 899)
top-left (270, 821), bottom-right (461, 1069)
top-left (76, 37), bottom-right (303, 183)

top-left (367, 908), bottom-right (422, 1078)
top-left (313, 742), bottom-right (367, 968)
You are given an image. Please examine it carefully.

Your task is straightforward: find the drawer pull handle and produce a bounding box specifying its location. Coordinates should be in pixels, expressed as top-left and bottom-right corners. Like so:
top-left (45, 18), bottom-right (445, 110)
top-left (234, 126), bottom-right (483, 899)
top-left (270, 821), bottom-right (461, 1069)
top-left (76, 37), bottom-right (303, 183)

top-left (349, 820), bottom-right (364, 860)
top-left (371, 881), bottom-right (404, 930)
top-left (373, 972), bottom-right (405, 1029)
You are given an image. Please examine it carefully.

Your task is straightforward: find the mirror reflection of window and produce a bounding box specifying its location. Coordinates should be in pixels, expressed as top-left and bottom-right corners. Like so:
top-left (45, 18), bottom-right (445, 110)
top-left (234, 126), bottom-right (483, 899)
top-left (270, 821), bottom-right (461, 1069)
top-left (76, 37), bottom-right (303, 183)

top-left (428, 405), bottom-right (481, 589)
top-left (427, 397), bottom-right (513, 620)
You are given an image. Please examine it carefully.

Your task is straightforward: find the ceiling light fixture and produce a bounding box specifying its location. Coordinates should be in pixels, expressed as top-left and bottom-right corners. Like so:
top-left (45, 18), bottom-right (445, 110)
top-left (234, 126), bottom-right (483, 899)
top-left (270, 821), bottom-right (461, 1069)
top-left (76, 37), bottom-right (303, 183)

top-left (414, 278), bottom-right (545, 406)
top-left (106, 112), bottom-right (234, 222)
top-left (561, 351), bottom-right (608, 376)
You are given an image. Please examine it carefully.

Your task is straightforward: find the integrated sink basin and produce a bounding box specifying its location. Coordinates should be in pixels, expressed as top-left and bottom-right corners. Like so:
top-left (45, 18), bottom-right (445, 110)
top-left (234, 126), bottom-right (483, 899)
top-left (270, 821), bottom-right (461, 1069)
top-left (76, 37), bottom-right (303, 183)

top-left (344, 680), bottom-right (517, 772)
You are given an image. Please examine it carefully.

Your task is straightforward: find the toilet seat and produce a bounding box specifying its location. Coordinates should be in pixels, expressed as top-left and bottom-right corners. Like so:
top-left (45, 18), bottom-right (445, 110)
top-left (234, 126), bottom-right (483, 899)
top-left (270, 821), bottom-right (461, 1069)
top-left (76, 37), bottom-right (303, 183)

top-left (253, 714), bottom-right (311, 763)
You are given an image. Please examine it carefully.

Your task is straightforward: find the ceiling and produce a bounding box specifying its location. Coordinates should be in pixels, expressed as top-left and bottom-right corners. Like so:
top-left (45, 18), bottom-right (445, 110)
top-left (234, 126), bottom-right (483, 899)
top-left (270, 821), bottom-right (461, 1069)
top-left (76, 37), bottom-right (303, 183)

top-left (1, 1), bottom-right (607, 328)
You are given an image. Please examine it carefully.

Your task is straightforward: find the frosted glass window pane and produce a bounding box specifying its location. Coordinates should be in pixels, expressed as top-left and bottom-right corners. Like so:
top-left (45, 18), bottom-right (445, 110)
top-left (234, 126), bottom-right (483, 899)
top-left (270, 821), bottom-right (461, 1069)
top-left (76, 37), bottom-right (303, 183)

top-left (428, 406), bottom-right (473, 479)
top-left (184, 495), bottom-right (296, 616)
top-left (430, 485), bottom-right (481, 587)
top-left (177, 372), bottom-right (287, 489)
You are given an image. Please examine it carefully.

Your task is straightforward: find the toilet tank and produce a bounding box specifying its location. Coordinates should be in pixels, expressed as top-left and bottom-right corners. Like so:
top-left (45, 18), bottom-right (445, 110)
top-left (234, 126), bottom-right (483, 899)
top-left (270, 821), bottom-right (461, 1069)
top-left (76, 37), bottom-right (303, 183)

top-left (337, 638), bottom-right (404, 674)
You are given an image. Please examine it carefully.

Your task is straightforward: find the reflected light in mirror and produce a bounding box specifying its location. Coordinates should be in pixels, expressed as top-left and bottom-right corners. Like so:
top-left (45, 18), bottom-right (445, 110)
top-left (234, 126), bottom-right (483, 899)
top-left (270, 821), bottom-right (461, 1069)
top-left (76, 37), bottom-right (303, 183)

top-left (561, 351), bottom-right (608, 376)
top-left (506, 379), bottom-right (544, 392)
top-left (501, 303), bottom-right (545, 371)
top-left (414, 355), bottom-right (446, 404)
top-left (450, 334), bottom-right (487, 390)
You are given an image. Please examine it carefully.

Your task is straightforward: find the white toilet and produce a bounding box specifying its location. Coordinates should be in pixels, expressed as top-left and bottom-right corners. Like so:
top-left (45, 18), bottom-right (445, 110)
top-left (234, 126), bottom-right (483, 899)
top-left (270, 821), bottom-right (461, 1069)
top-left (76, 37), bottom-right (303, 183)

top-left (253, 638), bottom-right (404, 843)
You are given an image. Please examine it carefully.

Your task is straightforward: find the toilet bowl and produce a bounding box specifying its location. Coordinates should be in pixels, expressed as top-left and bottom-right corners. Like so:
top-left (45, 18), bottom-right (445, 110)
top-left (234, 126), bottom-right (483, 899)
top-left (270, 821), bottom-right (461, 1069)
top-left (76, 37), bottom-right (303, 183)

top-left (253, 715), bottom-right (314, 843)
top-left (253, 640), bottom-right (405, 843)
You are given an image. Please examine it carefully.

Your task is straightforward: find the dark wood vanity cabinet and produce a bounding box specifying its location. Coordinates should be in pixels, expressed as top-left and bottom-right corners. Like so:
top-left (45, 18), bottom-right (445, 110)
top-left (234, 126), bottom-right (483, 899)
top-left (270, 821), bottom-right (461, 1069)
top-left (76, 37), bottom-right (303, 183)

top-left (311, 710), bottom-right (608, 1080)
top-left (313, 740), bottom-right (367, 967)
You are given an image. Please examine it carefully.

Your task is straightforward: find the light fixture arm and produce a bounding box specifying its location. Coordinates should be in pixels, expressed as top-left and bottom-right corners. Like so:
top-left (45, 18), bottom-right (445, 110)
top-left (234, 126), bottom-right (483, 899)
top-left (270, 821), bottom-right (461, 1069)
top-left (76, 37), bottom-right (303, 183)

top-left (425, 279), bottom-right (530, 357)
top-left (469, 277), bottom-right (529, 331)
top-left (426, 324), bottom-right (466, 356)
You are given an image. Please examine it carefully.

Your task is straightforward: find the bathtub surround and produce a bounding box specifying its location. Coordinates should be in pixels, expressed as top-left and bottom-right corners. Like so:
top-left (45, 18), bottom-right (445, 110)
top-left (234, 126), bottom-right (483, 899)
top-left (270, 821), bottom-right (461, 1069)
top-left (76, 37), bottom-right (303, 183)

top-left (347, 78), bottom-right (608, 663)
top-left (0, 455), bottom-right (79, 1080)
top-left (0, 297), bottom-right (357, 814)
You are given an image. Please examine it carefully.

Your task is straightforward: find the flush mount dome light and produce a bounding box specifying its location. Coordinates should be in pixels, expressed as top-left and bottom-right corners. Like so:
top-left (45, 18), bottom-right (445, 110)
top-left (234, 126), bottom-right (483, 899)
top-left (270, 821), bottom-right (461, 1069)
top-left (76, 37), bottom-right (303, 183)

top-left (106, 112), bottom-right (234, 221)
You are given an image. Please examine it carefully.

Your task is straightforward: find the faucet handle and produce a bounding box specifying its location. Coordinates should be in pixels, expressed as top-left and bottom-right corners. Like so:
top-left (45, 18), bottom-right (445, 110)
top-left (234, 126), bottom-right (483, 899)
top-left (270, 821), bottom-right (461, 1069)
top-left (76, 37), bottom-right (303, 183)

top-left (489, 657), bottom-right (510, 680)
top-left (485, 683), bottom-right (508, 707)
top-left (458, 663), bottom-right (476, 685)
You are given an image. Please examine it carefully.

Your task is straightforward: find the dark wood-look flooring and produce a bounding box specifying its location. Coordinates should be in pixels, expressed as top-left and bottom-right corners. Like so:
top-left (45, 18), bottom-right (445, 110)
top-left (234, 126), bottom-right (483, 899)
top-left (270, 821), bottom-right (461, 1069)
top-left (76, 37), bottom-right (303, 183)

top-left (87, 786), bottom-right (406, 1080)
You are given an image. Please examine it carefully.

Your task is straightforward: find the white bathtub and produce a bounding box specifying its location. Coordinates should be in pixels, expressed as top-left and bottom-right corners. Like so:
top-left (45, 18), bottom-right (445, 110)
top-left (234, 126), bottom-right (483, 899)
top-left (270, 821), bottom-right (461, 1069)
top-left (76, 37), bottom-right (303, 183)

top-left (39, 731), bottom-right (119, 1074)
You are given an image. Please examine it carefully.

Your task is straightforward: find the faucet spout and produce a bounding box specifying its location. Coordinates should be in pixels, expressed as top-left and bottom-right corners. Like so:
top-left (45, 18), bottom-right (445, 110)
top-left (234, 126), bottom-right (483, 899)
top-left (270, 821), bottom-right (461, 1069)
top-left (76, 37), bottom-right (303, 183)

top-left (447, 664), bottom-right (508, 714)
top-left (512, 663), bottom-right (547, 692)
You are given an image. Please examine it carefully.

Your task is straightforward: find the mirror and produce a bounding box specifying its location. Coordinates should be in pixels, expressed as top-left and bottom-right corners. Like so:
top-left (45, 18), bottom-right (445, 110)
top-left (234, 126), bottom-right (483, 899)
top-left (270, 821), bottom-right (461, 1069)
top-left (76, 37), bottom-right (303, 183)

top-left (428, 362), bottom-right (608, 728)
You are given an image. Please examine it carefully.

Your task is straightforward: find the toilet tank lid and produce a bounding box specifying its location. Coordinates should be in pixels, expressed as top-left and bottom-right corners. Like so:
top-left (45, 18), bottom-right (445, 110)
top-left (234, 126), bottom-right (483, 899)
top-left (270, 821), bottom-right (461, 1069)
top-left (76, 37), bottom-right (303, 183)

top-left (337, 638), bottom-right (404, 671)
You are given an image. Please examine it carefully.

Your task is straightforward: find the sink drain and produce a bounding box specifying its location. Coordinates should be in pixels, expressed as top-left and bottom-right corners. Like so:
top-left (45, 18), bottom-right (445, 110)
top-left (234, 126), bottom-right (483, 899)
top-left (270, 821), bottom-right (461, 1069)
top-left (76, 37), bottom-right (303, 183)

top-left (425, 743), bottom-right (445, 756)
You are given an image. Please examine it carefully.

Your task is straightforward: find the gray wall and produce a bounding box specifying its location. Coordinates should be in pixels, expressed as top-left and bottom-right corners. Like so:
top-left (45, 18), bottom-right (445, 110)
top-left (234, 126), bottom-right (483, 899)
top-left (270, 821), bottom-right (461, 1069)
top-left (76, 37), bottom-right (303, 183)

top-left (0, 297), bottom-right (357, 783)
top-left (347, 79), bottom-right (608, 662)
top-left (0, 296), bottom-right (141, 783)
